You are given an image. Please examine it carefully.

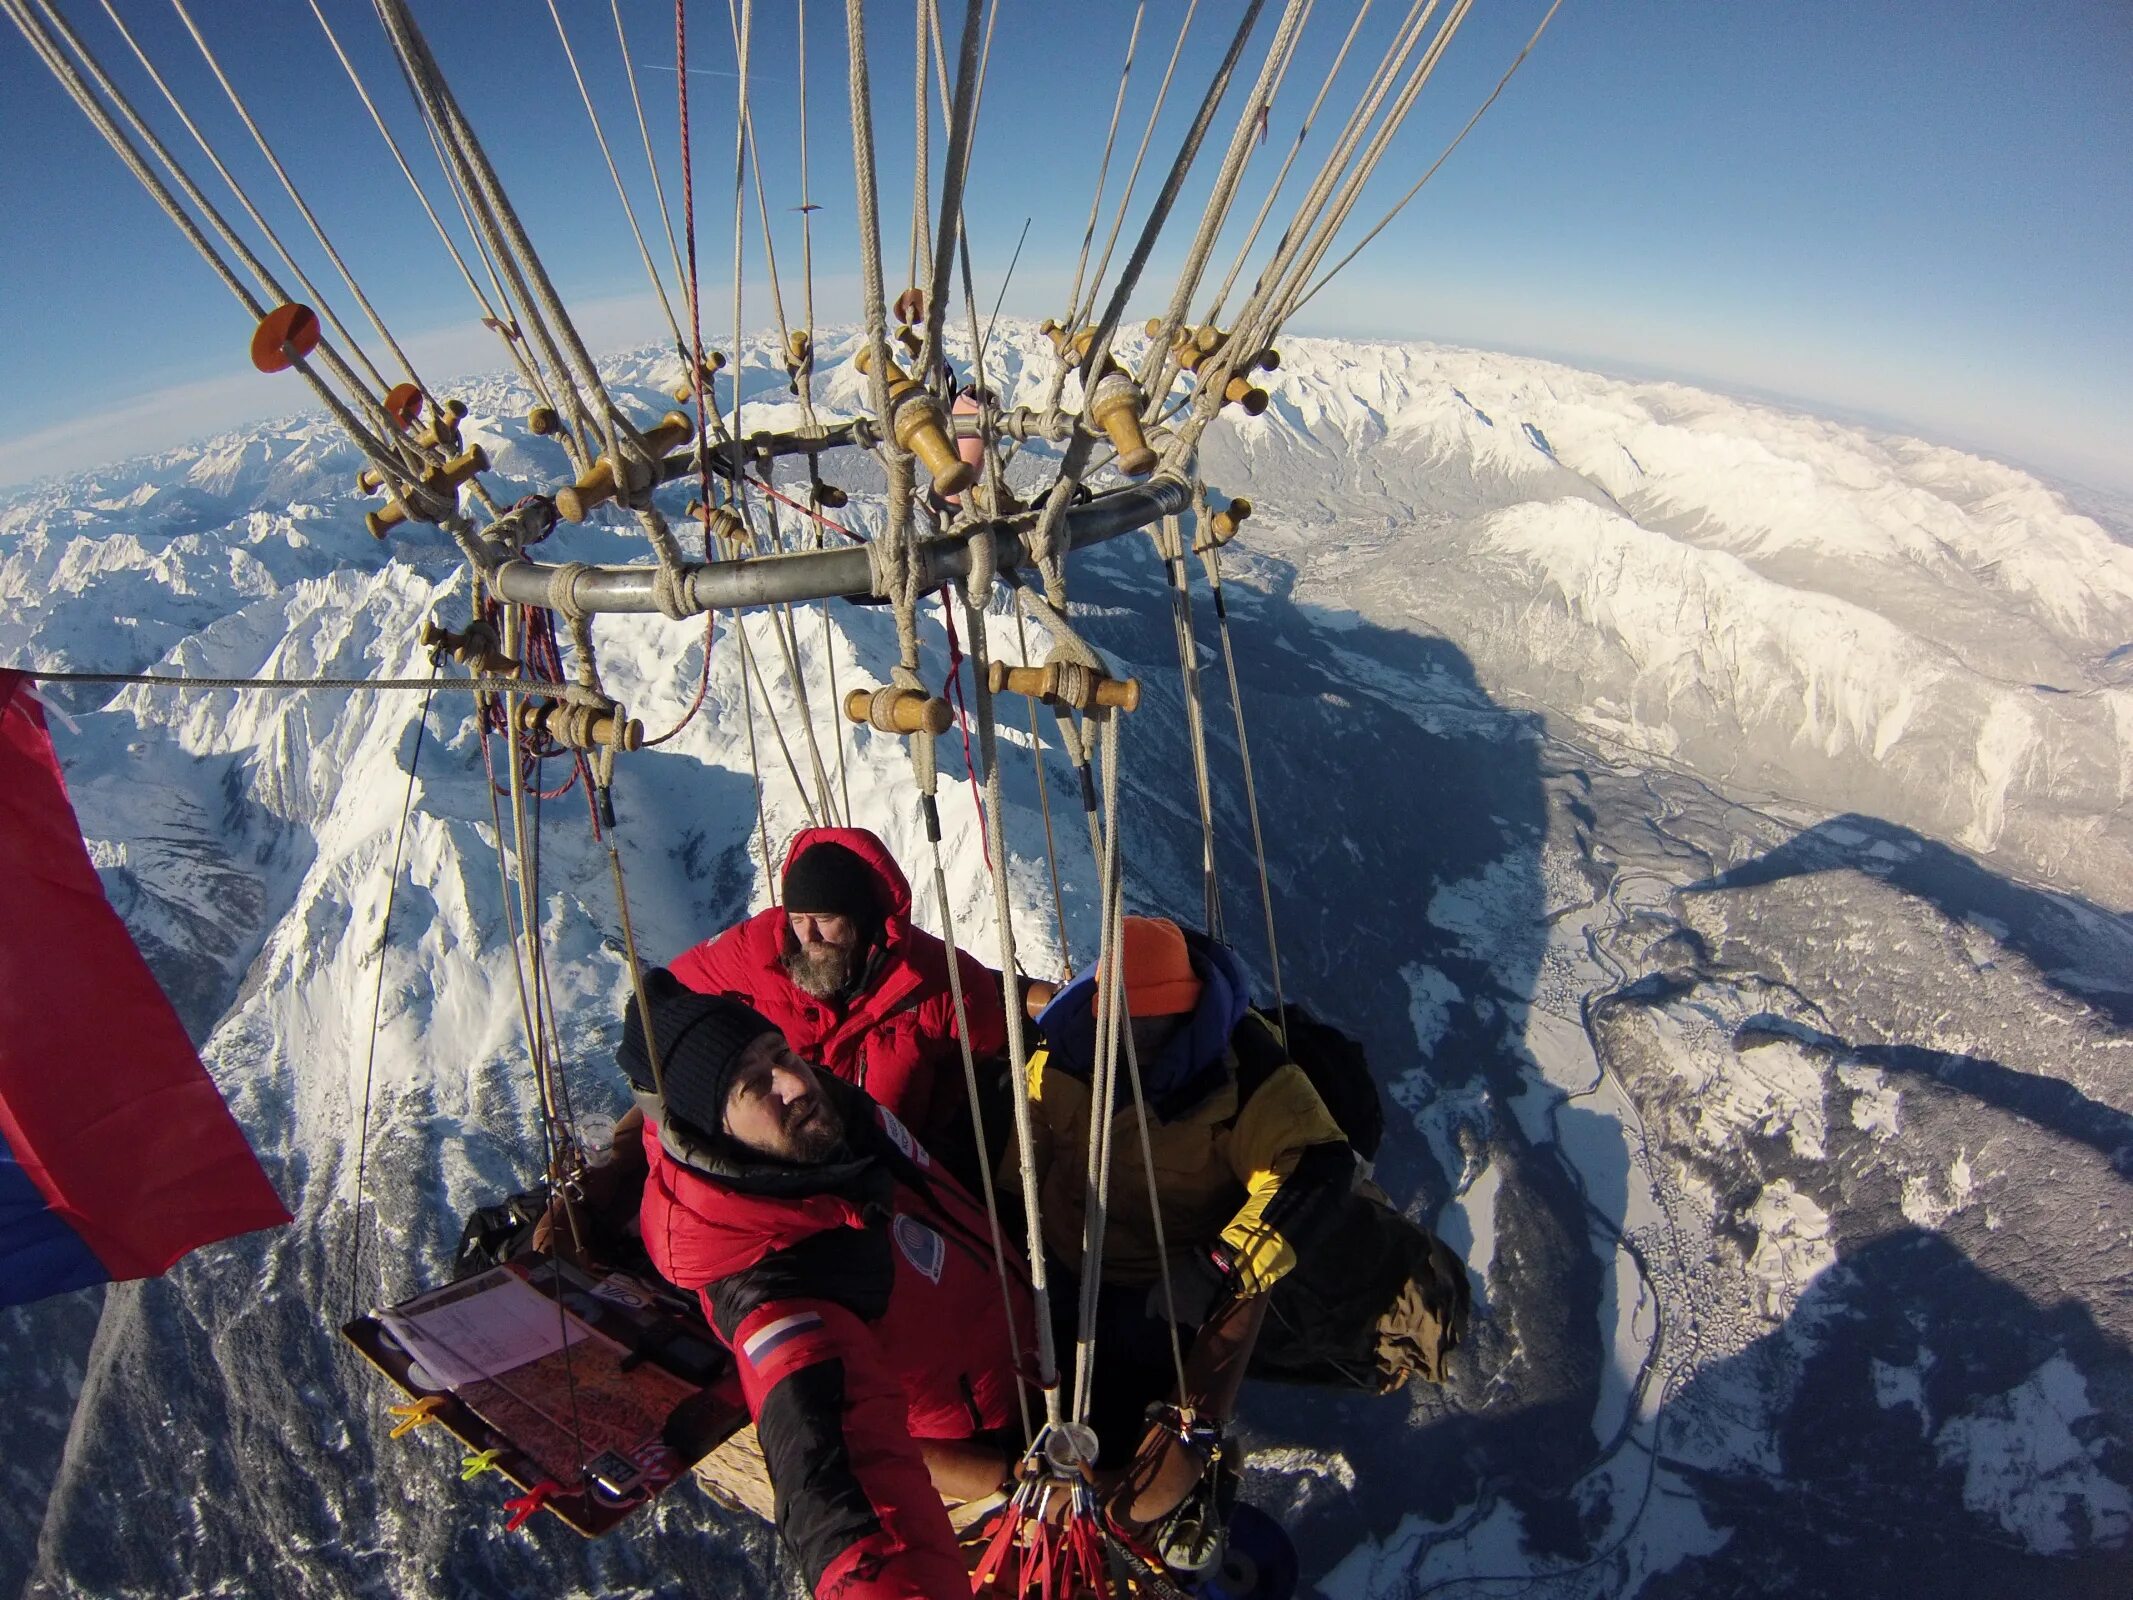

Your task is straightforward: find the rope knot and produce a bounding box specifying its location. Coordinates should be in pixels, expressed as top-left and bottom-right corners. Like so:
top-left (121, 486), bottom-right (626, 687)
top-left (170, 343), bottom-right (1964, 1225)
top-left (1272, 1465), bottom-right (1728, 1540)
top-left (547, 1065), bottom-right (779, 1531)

top-left (545, 561), bottom-right (593, 621)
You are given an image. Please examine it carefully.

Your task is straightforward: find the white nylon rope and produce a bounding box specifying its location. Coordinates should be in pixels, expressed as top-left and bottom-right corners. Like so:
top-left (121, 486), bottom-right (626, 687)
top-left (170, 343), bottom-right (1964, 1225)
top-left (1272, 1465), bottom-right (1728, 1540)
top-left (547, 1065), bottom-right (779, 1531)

top-left (1202, 0), bottom-right (1377, 326)
top-left (7, 0), bottom-right (422, 496)
top-left (302, 0), bottom-right (564, 445)
top-left (545, 0), bottom-right (689, 358)
top-left (1263, 0), bottom-right (1478, 337)
top-left (376, 0), bottom-right (607, 464)
top-left (164, 0), bottom-right (439, 410)
top-left (1138, 0), bottom-right (1316, 418)
top-left (112, 0), bottom-right (392, 405)
top-left (1291, 0), bottom-right (1570, 319)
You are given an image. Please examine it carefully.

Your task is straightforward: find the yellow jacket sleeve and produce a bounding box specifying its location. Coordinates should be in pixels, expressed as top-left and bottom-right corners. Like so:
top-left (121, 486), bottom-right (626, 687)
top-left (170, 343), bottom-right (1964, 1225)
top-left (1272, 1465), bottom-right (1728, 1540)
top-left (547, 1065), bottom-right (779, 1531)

top-left (1217, 1061), bottom-right (1351, 1297)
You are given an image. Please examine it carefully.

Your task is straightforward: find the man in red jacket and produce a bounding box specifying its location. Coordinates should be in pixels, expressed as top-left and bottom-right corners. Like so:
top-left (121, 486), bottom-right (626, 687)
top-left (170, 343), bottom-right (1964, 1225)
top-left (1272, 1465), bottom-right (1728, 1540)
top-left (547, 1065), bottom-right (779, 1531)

top-left (621, 968), bottom-right (1032, 1600)
top-left (669, 826), bottom-right (1049, 1156)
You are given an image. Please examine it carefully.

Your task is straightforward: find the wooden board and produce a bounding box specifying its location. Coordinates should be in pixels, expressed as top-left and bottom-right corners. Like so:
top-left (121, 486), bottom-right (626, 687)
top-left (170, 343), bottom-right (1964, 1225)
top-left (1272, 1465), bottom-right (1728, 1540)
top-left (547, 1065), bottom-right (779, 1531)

top-left (344, 1255), bottom-right (749, 1536)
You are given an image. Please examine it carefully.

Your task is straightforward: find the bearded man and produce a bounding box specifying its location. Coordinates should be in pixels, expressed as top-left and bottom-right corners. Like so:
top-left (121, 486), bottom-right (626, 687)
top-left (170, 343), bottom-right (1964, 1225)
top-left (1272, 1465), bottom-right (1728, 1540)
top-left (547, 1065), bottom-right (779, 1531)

top-left (669, 827), bottom-right (1051, 1158)
top-left (623, 971), bottom-right (1032, 1600)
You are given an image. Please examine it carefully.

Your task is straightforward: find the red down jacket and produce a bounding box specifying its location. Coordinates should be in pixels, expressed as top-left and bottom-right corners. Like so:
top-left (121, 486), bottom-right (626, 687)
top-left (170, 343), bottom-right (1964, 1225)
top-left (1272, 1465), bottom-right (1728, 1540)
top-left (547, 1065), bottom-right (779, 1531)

top-left (669, 827), bottom-right (1009, 1145)
top-left (640, 1074), bottom-right (1031, 1600)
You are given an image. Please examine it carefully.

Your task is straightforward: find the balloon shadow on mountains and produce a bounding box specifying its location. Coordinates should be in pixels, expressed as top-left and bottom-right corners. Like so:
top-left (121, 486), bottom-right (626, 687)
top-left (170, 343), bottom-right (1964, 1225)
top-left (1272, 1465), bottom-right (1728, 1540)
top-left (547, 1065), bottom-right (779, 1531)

top-left (1049, 534), bottom-right (1614, 1582)
top-left (1734, 1014), bottom-right (2133, 1183)
top-left (1641, 1226), bottom-right (2133, 1600)
top-left (1683, 813), bottom-right (2133, 1028)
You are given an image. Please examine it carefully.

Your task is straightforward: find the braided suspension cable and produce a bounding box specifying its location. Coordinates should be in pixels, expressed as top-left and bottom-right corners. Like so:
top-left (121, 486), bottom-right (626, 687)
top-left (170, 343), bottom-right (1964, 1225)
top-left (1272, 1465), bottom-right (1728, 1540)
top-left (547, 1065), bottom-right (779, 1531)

top-left (909, 0), bottom-right (932, 296)
top-left (166, 0), bottom-right (443, 410)
top-left (1202, 0), bottom-right (1375, 324)
top-left (1139, 0), bottom-right (1316, 416)
top-left (106, 0), bottom-right (395, 405)
top-left (375, 0), bottom-right (606, 463)
top-left (303, 0), bottom-right (557, 423)
top-left (376, 0), bottom-right (632, 461)
top-left (7, 0), bottom-right (419, 490)
top-left (1160, 513), bottom-right (1227, 939)
top-left (1258, 0), bottom-right (1478, 339)
top-left (725, 0), bottom-right (755, 490)
top-left (1056, 2), bottom-right (1144, 358)
top-left (960, 591), bottom-right (1063, 1416)
top-left (612, 0), bottom-right (691, 321)
top-left (917, 798), bottom-right (1035, 1446)
top-left (1021, 0), bottom-right (1268, 600)
top-left (545, 0), bottom-right (688, 357)
top-left (1290, 0), bottom-right (1569, 318)
top-left (1199, 527), bottom-right (1288, 1040)
top-left (844, 0), bottom-right (919, 585)
top-left (1069, 709), bottom-right (1135, 1425)
top-left (913, 0), bottom-right (986, 386)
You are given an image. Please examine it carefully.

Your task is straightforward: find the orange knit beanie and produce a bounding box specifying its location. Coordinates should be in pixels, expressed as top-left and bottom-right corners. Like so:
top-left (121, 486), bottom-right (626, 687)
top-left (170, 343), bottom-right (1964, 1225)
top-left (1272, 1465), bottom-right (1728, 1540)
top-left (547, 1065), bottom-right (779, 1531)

top-left (1114, 916), bottom-right (1203, 1018)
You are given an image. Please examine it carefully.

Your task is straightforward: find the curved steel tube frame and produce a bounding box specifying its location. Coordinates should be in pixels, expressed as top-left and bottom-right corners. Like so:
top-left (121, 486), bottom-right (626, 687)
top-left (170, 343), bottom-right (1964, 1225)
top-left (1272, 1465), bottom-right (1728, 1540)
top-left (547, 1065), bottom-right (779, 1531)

top-left (481, 473), bottom-right (1191, 616)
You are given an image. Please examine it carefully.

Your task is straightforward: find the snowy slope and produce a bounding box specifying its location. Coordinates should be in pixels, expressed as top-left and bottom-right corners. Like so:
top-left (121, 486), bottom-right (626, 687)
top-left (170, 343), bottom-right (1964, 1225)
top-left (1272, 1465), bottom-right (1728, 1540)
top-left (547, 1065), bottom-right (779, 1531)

top-left (2, 327), bottom-right (2128, 1600)
top-left (1201, 338), bottom-right (2133, 907)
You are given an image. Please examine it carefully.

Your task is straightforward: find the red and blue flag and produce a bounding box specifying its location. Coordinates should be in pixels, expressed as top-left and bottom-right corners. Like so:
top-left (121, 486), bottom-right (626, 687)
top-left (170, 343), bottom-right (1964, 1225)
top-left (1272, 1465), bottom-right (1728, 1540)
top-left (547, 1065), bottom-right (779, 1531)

top-left (0, 670), bottom-right (289, 1307)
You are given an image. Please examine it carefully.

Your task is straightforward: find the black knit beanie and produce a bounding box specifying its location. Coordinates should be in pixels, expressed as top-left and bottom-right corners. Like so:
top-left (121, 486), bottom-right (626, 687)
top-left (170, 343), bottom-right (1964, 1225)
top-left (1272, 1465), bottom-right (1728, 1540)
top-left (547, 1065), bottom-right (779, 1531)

top-left (781, 841), bottom-right (882, 925)
top-left (617, 968), bottom-right (780, 1141)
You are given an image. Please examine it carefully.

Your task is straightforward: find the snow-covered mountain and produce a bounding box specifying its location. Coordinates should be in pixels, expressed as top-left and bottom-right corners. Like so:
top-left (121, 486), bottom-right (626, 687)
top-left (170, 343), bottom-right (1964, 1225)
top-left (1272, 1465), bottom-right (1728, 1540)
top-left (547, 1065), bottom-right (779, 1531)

top-left (2, 326), bottom-right (2128, 1600)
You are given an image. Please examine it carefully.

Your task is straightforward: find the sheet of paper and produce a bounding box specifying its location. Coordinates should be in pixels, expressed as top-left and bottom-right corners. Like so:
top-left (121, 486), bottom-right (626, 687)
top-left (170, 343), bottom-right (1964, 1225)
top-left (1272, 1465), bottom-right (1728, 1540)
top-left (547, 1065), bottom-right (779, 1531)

top-left (379, 1267), bottom-right (590, 1388)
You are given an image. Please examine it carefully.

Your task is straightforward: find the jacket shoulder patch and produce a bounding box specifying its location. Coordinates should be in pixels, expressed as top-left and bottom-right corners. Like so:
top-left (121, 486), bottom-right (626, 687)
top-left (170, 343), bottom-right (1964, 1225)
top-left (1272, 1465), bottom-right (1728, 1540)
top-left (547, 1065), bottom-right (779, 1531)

top-left (891, 1214), bottom-right (946, 1285)
top-left (875, 1105), bottom-right (929, 1168)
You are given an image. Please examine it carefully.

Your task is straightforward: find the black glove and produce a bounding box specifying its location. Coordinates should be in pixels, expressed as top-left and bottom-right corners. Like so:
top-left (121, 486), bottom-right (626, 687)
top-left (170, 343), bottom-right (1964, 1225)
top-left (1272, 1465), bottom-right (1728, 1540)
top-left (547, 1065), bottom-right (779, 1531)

top-left (1145, 1242), bottom-right (1235, 1329)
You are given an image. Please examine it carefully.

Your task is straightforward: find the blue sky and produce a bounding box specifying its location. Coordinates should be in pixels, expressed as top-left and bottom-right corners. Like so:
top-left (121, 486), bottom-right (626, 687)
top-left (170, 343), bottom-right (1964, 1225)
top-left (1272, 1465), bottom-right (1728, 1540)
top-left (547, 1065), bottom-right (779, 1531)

top-left (1, 1), bottom-right (2127, 491)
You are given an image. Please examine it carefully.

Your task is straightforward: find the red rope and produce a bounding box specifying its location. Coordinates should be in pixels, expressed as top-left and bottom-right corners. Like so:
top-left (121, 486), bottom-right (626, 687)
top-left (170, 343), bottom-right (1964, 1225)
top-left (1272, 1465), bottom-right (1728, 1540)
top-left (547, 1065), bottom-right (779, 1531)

top-left (751, 474), bottom-right (865, 542)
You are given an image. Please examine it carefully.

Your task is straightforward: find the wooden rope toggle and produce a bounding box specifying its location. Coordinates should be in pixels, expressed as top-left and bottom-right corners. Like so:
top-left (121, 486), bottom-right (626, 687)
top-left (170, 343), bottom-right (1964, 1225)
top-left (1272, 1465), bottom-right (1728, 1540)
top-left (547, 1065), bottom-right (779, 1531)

top-left (987, 660), bottom-right (1141, 713)
top-left (357, 400), bottom-right (469, 493)
top-left (1145, 319), bottom-right (1275, 413)
top-left (422, 617), bottom-right (521, 677)
top-left (669, 351), bottom-right (727, 404)
top-left (554, 411), bottom-right (695, 523)
top-left (844, 684), bottom-right (952, 737)
top-left (1044, 321), bottom-right (1156, 475)
top-left (527, 404), bottom-right (562, 437)
top-left (249, 303), bottom-right (320, 373)
top-left (386, 1396), bottom-right (446, 1439)
top-left (1088, 369), bottom-right (1159, 474)
top-left (784, 329), bottom-right (813, 394)
top-left (366, 444), bottom-right (488, 540)
top-left (1147, 319), bottom-right (1279, 376)
top-left (1193, 497), bottom-right (1252, 554)
top-left (684, 502), bottom-right (751, 558)
top-left (511, 693), bottom-right (644, 754)
top-left (853, 345), bottom-right (974, 495)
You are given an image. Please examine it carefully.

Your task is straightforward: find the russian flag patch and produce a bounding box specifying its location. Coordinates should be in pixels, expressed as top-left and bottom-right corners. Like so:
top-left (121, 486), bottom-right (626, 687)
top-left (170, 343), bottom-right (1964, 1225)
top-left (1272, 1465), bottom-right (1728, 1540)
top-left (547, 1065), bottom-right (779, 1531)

top-left (741, 1311), bottom-right (824, 1369)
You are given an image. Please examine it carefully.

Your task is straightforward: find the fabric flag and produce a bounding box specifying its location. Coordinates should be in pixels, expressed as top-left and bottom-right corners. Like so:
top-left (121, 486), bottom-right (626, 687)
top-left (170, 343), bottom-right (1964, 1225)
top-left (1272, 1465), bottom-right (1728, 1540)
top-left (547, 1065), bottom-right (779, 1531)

top-left (0, 671), bottom-right (289, 1308)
